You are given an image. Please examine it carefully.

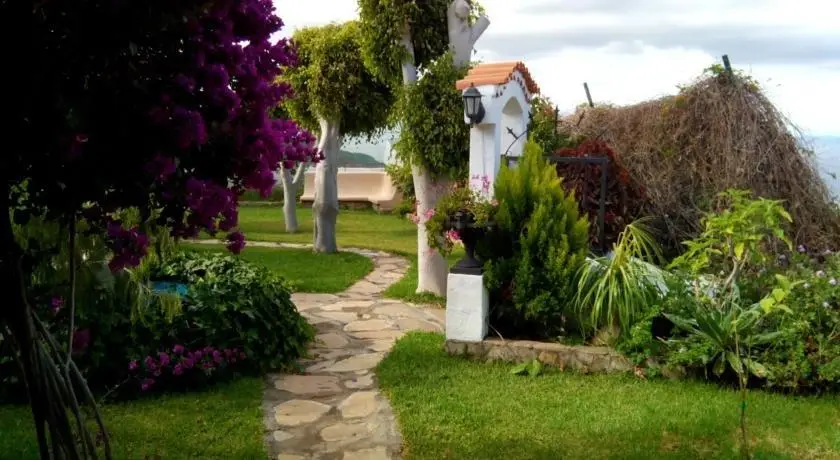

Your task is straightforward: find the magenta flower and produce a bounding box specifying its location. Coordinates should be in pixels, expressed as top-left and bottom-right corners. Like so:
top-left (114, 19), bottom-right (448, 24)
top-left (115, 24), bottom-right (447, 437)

top-left (225, 231), bottom-right (246, 254)
top-left (173, 363), bottom-right (184, 376)
top-left (212, 350), bottom-right (223, 364)
top-left (183, 357), bottom-right (195, 369)
top-left (158, 351), bottom-right (170, 367)
top-left (128, 360), bottom-right (139, 372)
top-left (173, 344), bottom-right (185, 355)
top-left (71, 329), bottom-right (90, 353)
top-left (50, 297), bottom-right (64, 315)
top-left (140, 378), bottom-right (155, 392)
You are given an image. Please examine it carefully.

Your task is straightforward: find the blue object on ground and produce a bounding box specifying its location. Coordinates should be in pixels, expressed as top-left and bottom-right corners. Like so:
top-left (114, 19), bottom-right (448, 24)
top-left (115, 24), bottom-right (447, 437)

top-left (150, 280), bottom-right (189, 297)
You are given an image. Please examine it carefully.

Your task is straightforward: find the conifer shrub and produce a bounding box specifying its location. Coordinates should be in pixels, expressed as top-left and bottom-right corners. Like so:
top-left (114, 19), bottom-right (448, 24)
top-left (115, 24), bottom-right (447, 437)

top-left (480, 141), bottom-right (590, 339)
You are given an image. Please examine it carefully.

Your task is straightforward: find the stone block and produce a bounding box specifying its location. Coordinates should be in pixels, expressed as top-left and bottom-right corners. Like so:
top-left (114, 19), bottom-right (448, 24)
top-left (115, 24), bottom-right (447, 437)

top-left (445, 273), bottom-right (489, 342)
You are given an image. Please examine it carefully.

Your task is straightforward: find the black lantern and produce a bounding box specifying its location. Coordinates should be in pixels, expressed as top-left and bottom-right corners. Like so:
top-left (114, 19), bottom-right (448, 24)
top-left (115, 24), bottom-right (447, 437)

top-left (462, 84), bottom-right (485, 125)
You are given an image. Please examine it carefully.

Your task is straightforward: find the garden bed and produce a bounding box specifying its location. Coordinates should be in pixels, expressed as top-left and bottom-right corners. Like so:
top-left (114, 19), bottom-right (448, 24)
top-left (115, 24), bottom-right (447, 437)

top-left (445, 338), bottom-right (632, 374)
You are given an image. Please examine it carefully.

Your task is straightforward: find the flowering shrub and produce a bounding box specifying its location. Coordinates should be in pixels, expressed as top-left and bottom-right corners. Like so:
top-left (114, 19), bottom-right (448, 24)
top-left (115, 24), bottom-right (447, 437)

top-left (617, 194), bottom-right (840, 393)
top-left (0, 243), bottom-right (312, 401)
top-left (554, 139), bottom-right (646, 251)
top-left (128, 345), bottom-right (247, 393)
top-left (2, 1), bottom-right (320, 452)
top-left (151, 251), bottom-right (313, 374)
top-left (423, 175), bottom-right (498, 256)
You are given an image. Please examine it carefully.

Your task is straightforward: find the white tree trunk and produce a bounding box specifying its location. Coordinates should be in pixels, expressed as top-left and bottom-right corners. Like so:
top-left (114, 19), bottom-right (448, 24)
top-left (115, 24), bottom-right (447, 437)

top-left (279, 163), bottom-right (308, 233)
top-left (402, 3), bottom-right (489, 296)
top-left (413, 165), bottom-right (450, 295)
top-left (398, 27), bottom-right (450, 295)
top-left (313, 118), bottom-right (341, 253)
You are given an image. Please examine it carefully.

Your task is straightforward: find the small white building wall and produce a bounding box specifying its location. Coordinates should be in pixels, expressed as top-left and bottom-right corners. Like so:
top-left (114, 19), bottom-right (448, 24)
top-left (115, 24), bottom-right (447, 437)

top-left (464, 71), bottom-right (532, 198)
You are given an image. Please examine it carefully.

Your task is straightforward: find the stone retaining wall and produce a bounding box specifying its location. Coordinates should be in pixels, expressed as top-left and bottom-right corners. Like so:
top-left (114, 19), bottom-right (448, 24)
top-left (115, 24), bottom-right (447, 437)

top-left (444, 338), bottom-right (633, 374)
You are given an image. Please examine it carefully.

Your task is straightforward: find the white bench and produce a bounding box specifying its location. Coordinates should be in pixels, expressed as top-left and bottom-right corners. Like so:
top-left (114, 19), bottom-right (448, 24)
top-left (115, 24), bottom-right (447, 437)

top-left (300, 168), bottom-right (403, 211)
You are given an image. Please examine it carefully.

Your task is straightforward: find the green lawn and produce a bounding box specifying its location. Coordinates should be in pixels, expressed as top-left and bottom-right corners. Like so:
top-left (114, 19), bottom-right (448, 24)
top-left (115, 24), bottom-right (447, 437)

top-left (229, 205), bottom-right (459, 305)
top-left (377, 332), bottom-right (840, 460)
top-left (231, 205), bottom-right (417, 254)
top-left (184, 243), bottom-right (373, 293)
top-left (0, 378), bottom-right (264, 460)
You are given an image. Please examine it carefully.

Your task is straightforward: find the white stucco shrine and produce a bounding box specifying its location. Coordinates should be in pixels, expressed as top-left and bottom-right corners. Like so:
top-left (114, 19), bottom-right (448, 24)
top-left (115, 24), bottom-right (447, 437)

top-left (445, 61), bottom-right (540, 343)
top-left (455, 61), bottom-right (540, 198)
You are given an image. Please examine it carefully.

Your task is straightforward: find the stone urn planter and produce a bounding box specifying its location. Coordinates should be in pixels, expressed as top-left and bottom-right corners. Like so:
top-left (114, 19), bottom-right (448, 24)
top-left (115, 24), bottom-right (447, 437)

top-left (447, 209), bottom-right (494, 275)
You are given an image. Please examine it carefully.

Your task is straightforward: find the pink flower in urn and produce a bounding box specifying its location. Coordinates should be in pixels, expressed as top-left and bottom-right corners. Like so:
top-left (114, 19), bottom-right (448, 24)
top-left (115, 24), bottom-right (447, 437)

top-left (445, 230), bottom-right (461, 243)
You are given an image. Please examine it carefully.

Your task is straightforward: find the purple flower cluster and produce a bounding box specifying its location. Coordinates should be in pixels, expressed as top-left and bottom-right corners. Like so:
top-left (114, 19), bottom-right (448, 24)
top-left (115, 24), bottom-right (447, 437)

top-left (105, 220), bottom-right (150, 272)
top-left (128, 344), bottom-right (245, 392)
top-left (50, 296), bottom-right (64, 314)
top-left (75, 1), bottom-right (320, 272)
top-left (140, 0), bottom-right (320, 234)
top-left (225, 231), bottom-right (246, 255)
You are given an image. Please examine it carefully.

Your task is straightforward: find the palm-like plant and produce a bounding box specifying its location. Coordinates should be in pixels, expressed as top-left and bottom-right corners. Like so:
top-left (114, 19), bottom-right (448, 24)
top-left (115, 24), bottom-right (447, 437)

top-left (574, 217), bottom-right (667, 339)
top-left (666, 274), bottom-right (796, 460)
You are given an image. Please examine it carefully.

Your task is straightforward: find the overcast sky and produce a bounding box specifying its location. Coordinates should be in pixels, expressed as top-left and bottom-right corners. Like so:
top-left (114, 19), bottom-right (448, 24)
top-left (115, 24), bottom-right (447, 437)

top-left (274, 0), bottom-right (840, 139)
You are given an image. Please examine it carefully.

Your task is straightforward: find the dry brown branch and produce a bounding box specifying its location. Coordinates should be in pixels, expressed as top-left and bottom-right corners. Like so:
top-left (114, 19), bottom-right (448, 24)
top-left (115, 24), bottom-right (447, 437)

top-left (558, 71), bottom-right (840, 253)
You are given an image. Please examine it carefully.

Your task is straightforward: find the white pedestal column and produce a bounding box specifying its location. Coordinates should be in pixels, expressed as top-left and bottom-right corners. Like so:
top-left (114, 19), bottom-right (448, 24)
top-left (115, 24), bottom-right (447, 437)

top-left (445, 273), bottom-right (489, 342)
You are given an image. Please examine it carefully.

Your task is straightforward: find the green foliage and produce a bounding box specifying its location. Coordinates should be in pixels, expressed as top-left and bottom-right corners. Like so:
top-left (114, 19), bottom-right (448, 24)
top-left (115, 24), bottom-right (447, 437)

top-left (392, 52), bottom-right (471, 178)
top-left (0, 237), bottom-right (313, 401)
top-left (282, 21), bottom-right (393, 138)
top-left (669, 189), bottom-right (793, 276)
top-left (510, 358), bottom-right (544, 377)
top-left (385, 161), bottom-right (416, 214)
top-left (574, 218), bottom-right (667, 337)
top-left (481, 141), bottom-right (590, 338)
top-left (357, 0), bottom-right (484, 85)
top-left (151, 251), bottom-right (314, 373)
top-left (526, 95), bottom-right (575, 155)
top-left (424, 180), bottom-right (497, 256)
top-left (744, 251), bottom-right (840, 392)
top-left (666, 275), bottom-right (796, 380)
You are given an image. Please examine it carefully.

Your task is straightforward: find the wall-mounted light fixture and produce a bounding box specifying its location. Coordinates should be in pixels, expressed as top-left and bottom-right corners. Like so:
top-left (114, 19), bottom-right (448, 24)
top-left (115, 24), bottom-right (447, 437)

top-left (462, 83), bottom-right (485, 125)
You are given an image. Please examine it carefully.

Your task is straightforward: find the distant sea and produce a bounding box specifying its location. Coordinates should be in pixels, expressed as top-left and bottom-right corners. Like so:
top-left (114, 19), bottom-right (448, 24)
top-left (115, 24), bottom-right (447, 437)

top-left (815, 136), bottom-right (840, 198)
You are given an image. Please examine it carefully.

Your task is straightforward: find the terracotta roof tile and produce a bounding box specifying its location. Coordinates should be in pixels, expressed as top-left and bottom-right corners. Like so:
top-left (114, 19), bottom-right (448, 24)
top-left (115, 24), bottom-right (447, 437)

top-left (455, 61), bottom-right (540, 95)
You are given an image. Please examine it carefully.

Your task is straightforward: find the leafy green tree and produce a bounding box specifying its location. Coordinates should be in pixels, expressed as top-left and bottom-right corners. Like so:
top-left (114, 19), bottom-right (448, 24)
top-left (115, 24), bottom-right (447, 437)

top-left (282, 21), bottom-right (394, 251)
top-left (358, 0), bottom-right (489, 295)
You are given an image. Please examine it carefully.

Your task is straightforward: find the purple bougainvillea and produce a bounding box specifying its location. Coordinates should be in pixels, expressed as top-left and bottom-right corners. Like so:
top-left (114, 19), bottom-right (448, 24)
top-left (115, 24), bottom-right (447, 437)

top-left (129, 344), bottom-right (246, 392)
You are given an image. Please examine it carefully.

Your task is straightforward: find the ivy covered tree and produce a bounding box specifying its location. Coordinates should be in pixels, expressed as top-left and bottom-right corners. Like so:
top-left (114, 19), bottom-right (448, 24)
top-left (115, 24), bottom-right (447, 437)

top-left (282, 21), bottom-right (394, 251)
top-left (358, 0), bottom-right (489, 295)
top-left (0, 0), bottom-right (316, 457)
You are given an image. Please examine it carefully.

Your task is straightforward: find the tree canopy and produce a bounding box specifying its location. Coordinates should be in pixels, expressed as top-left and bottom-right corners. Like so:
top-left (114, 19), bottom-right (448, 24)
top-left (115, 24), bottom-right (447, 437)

top-left (3, 0), bottom-right (317, 249)
top-left (283, 21), bottom-right (394, 139)
top-left (358, 0), bottom-right (453, 84)
top-left (393, 53), bottom-right (470, 179)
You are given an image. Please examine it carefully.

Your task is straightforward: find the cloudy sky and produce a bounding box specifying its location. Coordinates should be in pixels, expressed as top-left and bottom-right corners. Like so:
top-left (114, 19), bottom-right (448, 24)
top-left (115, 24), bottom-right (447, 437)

top-left (274, 0), bottom-right (840, 141)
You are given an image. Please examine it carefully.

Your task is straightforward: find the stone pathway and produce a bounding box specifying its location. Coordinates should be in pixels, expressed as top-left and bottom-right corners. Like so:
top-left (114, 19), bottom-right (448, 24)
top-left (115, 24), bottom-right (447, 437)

top-left (207, 241), bottom-right (445, 460)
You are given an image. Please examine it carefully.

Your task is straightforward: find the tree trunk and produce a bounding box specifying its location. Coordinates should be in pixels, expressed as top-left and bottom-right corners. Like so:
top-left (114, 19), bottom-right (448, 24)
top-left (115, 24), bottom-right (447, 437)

top-left (313, 118), bottom-right (341, 253)
top-left (413, 165), bottom-right (450, 294)
top-left (397, 27), bottom-right (449, 296)
top-left (280, 163), bottom-right (308, 233)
